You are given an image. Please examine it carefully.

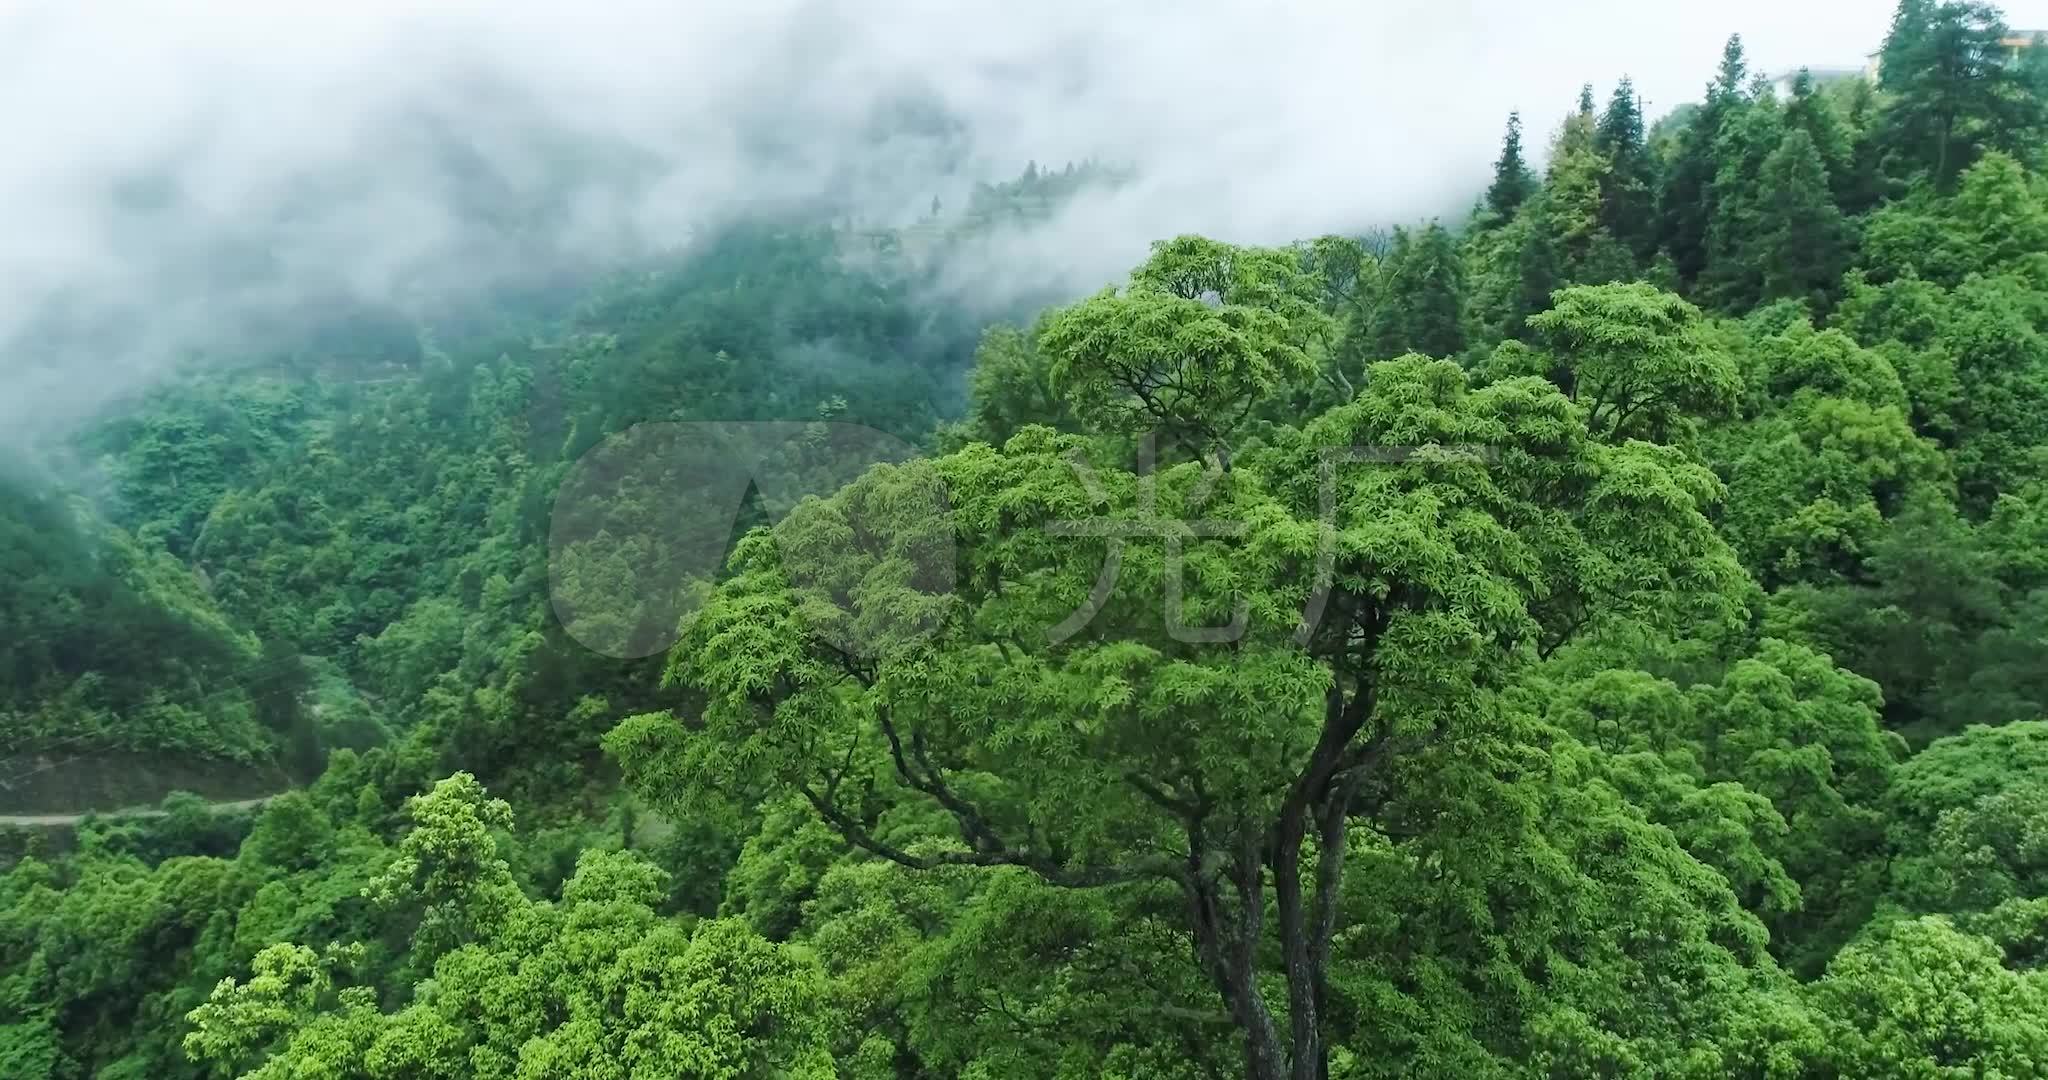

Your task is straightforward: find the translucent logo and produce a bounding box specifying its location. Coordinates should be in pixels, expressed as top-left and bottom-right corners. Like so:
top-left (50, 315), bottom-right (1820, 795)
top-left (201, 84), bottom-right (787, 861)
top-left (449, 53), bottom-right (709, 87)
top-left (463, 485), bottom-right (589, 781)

top-left (547, 421), bottom-right (951, 660)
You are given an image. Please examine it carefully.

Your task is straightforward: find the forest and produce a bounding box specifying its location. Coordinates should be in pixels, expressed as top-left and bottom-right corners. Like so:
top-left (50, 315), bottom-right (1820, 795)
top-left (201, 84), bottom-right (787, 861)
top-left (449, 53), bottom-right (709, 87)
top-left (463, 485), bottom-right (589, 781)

top-left (3, 2), bottom-right (2048, 1077)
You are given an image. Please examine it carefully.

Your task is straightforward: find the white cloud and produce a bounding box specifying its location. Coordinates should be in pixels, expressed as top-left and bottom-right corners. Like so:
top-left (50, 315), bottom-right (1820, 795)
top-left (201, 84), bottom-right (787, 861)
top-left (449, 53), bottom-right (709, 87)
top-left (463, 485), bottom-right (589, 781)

top-left (0, 0), bottom-right (1988, 433)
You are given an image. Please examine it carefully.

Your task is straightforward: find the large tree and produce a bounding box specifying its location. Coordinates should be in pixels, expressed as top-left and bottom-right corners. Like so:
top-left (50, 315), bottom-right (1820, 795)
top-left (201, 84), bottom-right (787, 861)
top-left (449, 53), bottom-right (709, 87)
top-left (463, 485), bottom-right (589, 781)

top-left (1595, 76), bottom-right (1657, 257)
top-left (1659, 35), bottom-right (1753, 283)
top-left (1875, 0), bottom-right (2042, 187)
top-left (1754, 128), bottom-right (1854, 305)
top-left (608, 248), bottom-right (1751, 1079)
top-left (1485, 112), bottom-right (1537, 219)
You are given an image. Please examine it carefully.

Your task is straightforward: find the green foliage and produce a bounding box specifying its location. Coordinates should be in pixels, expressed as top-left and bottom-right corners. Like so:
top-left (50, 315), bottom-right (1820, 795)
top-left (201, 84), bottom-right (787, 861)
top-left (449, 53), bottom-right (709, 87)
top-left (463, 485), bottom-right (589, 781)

top-left (1361, 224), bottom-right (1468, 361)
top-left (1875, 0), bottom-right (2043, 188)
top-left (1517, 283), bottom-right (1739, 443)
top-left (0, 473), bottom-right (273, 764)
top-left (944, 321), bottom-right (1078, 448)
top-left (1041, 235), bottom-right (1328, 463)
top-left (1709, 321), bottom-right (1945, 587)
top-left (1700, 90), bottom-right (1789, 308)
top-left (1785, 70), bottom-right (1859, 205)
top-left (1885, 722), bottom-right (2048, 913)
top-left (1863, 150), bottom-right (2048, 288)
top-left (15, 22), bottom-right (2048, 1074)
top-left (1805, 915), bottom-right (2048, 1075)
top-left (1485, 112), bottom-right (1537, 219)
top-left (182, 779), bottom-right (837, 1080)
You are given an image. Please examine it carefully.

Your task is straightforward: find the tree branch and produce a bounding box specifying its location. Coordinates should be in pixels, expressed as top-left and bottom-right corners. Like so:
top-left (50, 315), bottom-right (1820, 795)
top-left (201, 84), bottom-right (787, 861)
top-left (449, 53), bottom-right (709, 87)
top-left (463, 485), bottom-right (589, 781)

top-left (1125, 771), bottom-right (1203, 819)
top-left (798, 783), bottom-right (1180, 889)
top-left (875, 710), bottom-right (1007, 855)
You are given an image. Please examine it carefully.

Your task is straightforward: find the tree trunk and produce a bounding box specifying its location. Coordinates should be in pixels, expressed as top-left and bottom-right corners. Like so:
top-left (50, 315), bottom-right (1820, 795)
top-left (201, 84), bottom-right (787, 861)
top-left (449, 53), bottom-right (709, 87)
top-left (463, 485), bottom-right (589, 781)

top-left (1187, 827), bottom-right (1290, 1080)
top-left (1189, 679), bottom-right (1379, 1080)
top-left (1273, 775), bottom-right (1359, 1080)
top-left (1938, 110), bottom-right (1953, 187)
top-left (1274, 814), bottom-right (1324, 1080)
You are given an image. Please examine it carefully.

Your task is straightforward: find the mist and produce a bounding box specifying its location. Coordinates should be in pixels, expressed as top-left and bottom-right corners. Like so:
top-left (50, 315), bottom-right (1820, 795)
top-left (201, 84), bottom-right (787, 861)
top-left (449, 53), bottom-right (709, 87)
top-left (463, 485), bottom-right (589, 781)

top-left (0, 0), bottom-right (1941, 436)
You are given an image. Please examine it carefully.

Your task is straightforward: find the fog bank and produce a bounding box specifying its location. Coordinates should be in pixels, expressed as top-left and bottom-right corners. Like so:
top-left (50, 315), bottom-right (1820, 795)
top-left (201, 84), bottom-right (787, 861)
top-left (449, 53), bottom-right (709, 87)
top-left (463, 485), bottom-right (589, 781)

top-left (0, 0), bottom-right (1920, 434)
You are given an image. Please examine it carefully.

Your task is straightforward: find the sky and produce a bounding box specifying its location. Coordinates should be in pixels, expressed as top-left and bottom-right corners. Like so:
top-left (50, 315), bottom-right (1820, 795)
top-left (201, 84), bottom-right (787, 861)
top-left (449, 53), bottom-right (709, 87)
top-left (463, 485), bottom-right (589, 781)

top-left (0, 0), bottom-right (2029, 436)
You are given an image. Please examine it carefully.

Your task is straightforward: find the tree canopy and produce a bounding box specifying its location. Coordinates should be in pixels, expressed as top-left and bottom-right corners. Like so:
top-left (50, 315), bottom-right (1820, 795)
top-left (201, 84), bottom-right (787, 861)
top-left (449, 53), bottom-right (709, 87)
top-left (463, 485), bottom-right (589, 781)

top-left (7, 14), bottom-right (2048, 1080)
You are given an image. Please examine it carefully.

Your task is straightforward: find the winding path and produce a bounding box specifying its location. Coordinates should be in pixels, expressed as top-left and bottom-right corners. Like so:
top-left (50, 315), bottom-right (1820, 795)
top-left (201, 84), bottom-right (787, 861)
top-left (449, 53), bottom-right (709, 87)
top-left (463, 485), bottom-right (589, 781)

top-left (0, 795), bottom-right (282, 828)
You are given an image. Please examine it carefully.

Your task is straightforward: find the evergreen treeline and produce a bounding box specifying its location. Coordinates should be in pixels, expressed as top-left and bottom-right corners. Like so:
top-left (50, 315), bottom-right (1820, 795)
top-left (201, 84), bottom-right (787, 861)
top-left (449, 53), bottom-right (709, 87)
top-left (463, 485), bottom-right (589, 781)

top-left (5, 3), bottom-right (2048, 1076)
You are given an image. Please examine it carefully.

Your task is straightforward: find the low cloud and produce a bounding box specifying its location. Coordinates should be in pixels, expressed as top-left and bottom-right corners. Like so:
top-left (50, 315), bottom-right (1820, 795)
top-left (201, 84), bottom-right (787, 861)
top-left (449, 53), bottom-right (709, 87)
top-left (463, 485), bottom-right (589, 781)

top-left (0, 0), bottom-right (1911, 436)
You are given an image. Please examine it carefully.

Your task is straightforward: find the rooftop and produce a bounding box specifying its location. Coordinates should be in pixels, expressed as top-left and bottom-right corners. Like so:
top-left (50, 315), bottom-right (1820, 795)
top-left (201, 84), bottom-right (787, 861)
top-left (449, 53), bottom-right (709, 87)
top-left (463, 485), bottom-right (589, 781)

top-left (1767, 66), bottom-right (1865, 79)
top-left (1868, 31), bottom-right (2048, 58)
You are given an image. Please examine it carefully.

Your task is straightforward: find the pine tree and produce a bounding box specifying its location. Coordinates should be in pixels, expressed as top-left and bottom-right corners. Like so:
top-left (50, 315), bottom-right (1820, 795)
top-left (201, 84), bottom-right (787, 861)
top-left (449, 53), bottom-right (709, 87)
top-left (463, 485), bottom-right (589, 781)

top-left (1515, 216), bottom-right (1563, 338)
top-left (1366, 224), bottom-right (1467, 359)
top-left (1540, 112), bottom-right (1635, 288)
top-left (1756, 128), bottom-right (1852, 304)
top-left (2022, 31), bottom-right (2048, 101)
top-left (1578, 83), bottom-right (1597, 117)
top-left (1409, 223), bottom-right (1470, 358)
top-left (1701, 92), bottom-right (1787, 309)
top-left (1486, 112), bottom-right (1537, 219)
top-left (1876, 0), bottom-right (2040, 188)
top-left (1878, 0), bottom-right (1937, 83)
top-left (1838, 78), bottom-right (1890, 213)
top-left (1784, 69), bottom-right (1855, 192)
top-left (1659, 34), bottom-right (1752, 284)
top-left (1549, 113), bottom-right (1608, 241)
top-left (1595, 77), bottom-right (1648, 164)
top-left (1715, 33), bottom-right (1752, 99)
top-left (1596, 76), bottom-right (1657, 256)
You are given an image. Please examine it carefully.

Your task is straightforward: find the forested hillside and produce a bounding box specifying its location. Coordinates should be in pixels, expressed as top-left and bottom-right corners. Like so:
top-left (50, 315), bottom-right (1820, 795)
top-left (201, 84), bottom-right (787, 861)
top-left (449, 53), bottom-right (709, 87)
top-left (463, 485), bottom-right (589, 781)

top-left (5, 3), bottom-right (2048, 1077)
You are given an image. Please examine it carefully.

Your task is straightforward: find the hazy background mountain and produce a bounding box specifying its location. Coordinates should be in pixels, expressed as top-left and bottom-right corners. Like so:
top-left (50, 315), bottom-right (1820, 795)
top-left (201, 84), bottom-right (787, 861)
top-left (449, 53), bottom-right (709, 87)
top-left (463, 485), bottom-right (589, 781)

top-left (0, 0), bottom-right (1973, 436)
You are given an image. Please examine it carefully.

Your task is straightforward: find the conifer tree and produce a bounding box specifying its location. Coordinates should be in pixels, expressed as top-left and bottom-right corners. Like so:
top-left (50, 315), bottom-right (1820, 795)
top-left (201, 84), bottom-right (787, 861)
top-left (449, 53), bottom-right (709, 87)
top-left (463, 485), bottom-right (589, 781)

top-left (1486, 112), bottom-right (1537, 218)
top-left (1542, 112), bottom-right (1635, 286)
top-left (1784, 69), bottom-right (1856, 198)
top-left (1876, 0), bottom-right (2039, 187)
top-left (1878, 0), bottom-right (1937, 83)
top-left (1507, 112), bottom-right (1636, 337)
top-left (1596, 76), bottom-right (1656, 255)
top-left (2022, 31), bottom-right (2048, 101)
top-left (1515, 217), bottom-right (1563, 338)
top-left (1838, 77), bottom-right (1890, 213)
top-left (1659, 35), bottom-right (1752, 283)
top-left (1702, 91), bottom-right (1786, 309)
top-left (1756, 128), bottom-right (1852, 304)
top-left (1366, 223), bottom-right (1467, 358)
